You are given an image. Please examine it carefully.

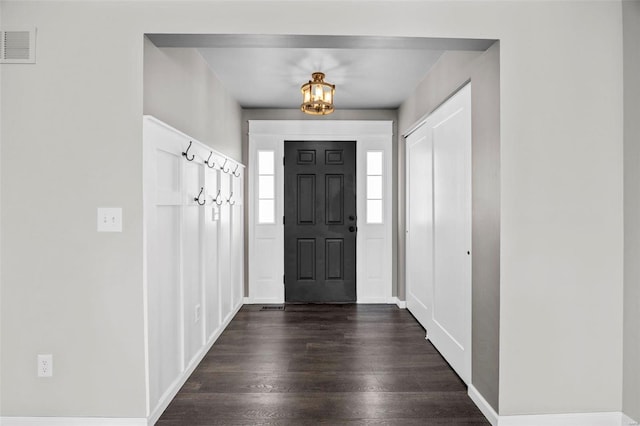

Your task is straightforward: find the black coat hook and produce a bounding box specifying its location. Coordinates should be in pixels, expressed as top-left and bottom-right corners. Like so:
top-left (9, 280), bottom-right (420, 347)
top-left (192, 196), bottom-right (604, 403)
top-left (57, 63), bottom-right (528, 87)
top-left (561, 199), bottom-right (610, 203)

top-left (194, 187), bottom-right (206, 205)
top-left (205, 151), bottom-right (215, 168)
top-left (232, 164), bottom-right (241, 177)
top-left (182, 141), bottom-right (195, 162)
top-left (227, 191), bottom-right (235, 206)
top-left (220, 158), bottom-right (230, 173)
top-left (213, 189), bottom-right (223, 206)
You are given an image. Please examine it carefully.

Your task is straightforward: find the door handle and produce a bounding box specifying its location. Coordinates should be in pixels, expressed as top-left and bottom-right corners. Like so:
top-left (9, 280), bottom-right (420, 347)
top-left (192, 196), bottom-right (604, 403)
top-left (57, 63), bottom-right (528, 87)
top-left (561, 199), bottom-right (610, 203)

top-left (349, 226), bottom-right (356, 233)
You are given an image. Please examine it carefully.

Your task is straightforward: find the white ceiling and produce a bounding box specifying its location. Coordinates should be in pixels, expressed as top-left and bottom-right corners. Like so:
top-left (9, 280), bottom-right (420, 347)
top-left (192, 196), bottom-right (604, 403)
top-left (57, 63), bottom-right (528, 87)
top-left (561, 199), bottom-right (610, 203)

top-left (147, 34), bottom-right (495, 110)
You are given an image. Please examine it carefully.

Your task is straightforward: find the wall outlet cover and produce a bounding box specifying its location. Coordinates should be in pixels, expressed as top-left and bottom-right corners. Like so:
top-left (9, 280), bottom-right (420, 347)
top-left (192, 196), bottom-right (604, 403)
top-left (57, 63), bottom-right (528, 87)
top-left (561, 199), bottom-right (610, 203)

top-left (97, 207), bottom-right (122, 232)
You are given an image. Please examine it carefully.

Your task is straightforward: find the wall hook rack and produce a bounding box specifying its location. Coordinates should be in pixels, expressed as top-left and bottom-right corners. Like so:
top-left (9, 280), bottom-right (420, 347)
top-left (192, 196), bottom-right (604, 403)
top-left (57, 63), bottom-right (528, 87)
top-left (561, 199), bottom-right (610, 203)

top-left (220, 158), bottom-right (230, 173)
top-left (205, 151), bottom-right (216, 168)
top-left (182, 141), bottom-right (195, 161)
top-left (227, 191), bottom-right (235, 206)
top-left (214, 189), bottom-right (223, 206)
top-left (194, 187), bottom-right (206, 205)
top-left (232, 164), bottom-right (241, 177)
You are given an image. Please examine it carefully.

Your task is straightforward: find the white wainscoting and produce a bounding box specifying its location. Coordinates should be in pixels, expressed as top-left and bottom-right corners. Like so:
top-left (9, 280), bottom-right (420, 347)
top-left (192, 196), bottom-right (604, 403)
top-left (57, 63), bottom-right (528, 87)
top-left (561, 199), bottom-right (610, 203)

top-left (247, 120), bottom-right (393, 304)
top-left (143, 116), bottom-right (244, 424)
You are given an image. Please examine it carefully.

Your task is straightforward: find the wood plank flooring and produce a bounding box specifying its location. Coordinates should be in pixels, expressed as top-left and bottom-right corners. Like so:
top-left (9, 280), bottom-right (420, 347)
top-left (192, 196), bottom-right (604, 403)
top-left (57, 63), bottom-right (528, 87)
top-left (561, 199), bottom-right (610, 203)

top-left (157, 304), bottom-right (489, 425)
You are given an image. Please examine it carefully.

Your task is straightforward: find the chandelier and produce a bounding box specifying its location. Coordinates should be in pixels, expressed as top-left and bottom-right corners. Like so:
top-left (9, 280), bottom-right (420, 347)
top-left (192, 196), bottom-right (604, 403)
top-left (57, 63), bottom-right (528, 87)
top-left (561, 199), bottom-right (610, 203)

top-left (300, 72), bottom-right (335, 115)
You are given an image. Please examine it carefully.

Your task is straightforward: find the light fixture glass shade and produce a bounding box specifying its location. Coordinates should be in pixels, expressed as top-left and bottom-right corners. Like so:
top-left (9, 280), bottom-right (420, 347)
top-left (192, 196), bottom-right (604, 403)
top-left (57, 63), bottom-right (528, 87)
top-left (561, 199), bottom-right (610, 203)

top-left (301, 72), bottom-right (335, 115)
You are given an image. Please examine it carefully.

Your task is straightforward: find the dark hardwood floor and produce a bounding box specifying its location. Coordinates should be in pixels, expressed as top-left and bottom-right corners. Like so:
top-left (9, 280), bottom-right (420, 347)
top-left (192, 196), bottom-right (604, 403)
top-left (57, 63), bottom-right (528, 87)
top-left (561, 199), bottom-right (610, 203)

top-left (157, 304), bottom-right (489, 425)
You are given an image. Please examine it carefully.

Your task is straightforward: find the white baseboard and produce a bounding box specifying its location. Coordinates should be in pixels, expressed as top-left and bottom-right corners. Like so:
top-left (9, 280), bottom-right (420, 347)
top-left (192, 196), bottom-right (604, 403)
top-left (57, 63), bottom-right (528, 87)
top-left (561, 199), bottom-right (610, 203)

top-left (244, 297), bottom-right (406, 307)
top-left (394, 297), bottom-right (407, 309)
top-left (467, 386), bottom-right (635, 426)
top-left (147, 301), bottom-right (244, 425)
top-left (498, 411), bottom-right (634, 426)
top-left (0, 418), bottom-right (146, 426)
top-left (468, 384), bottom-right (499, 426)
top-left (356, 297), bottom-right (400, 304)
top-left (243, 297), bottom-right (284, 304)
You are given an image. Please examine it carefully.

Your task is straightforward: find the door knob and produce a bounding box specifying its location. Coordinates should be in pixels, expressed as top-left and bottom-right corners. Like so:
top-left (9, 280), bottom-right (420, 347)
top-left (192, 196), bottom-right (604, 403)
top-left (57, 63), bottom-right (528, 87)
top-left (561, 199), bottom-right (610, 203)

top-left (349, 226), bottom-right (356, 232)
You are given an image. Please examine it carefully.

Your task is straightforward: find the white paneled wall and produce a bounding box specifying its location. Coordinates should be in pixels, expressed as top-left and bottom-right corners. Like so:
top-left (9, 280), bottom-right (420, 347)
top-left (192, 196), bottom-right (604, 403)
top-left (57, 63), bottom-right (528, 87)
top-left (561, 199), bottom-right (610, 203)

top-left (143, 116), bottom-right (244, 422)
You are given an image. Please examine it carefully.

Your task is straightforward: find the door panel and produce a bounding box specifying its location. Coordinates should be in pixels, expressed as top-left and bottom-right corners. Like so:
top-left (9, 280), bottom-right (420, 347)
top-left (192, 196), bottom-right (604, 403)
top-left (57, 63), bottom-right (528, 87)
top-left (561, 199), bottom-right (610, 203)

top-left (284, 141), bottom-right (356, 303)
top-left (429, 88), bottom-right (472, 384)
top-left (405, 83), bottom-right (472, 384)
top-left (405, 127), bottom-right (434, 329)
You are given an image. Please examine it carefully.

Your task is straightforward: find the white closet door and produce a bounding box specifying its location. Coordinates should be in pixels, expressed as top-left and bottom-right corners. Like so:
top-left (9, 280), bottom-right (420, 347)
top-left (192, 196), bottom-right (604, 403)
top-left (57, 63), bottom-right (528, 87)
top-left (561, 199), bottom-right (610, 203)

top-left (430, 84), bottom-right (472, 384)
top-left (405, 83), bottom-right (472, 384)
top-left (405, 125), bottom-right (434, 328)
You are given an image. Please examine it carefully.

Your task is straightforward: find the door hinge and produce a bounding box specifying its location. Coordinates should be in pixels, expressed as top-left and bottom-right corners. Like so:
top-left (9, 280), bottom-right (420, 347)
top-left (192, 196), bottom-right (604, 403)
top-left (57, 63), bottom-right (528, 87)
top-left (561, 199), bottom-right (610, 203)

top-left (283, 156), bottom-right (286, 166)
top-left (283, 216), bottom-right (285, 225)
top-left (283, 274), bottom-right (286, 284)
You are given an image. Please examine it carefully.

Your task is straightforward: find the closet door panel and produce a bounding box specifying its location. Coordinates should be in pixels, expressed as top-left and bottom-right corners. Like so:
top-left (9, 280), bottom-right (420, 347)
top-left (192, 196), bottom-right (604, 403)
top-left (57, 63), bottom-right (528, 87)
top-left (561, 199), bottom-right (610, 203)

top-left (429, 86), bottom-right (472, 384)
top-left (405, 126), bottom-right (434, 329)
top-left (433, 108), bottom-right (470, 353)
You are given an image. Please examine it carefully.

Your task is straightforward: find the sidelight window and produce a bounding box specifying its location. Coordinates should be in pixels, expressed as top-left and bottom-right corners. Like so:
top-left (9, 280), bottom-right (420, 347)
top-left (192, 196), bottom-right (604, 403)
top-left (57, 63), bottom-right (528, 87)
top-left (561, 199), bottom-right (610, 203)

top-left (258, 150), bottom-right (275, 224)
top-left (366, 151), bottom-right (384, 224)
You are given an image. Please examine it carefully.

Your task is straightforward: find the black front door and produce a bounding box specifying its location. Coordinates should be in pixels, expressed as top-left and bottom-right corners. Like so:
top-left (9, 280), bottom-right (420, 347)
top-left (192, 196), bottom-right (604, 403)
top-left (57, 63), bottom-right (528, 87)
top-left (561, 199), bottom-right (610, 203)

top-left (284, 141), bottom-right (357, 302)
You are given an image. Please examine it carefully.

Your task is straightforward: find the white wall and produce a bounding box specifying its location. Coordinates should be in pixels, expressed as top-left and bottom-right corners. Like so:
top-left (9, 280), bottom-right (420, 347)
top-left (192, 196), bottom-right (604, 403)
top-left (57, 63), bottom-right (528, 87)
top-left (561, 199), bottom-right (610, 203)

top-left (0, 0), bottom-right (624, 419)
top-left (623, 0), bottom-right (640, 422)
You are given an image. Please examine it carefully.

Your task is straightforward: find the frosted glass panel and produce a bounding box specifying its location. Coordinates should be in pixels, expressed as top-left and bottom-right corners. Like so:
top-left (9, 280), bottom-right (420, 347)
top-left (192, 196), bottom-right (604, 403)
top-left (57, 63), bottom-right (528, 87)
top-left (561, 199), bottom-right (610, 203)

top-left (367, 176), bottom-right (383, 199)
top-left (259, 176), bottom-right (274, 199)
top-left (259, 199), bottom-right (275, 224)
top-left (367, 200), bottom-right (383, 224)
top-left (258, 151), bottom-right (274, 175)
top-left (367, 151), bottom-right (383, 175)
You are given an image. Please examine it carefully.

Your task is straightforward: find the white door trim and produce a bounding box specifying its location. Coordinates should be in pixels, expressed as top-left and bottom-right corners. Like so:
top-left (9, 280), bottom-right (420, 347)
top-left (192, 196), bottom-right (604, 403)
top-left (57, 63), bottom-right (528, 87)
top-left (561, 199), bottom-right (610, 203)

top-left (248, 120), bottom-right (393, 304)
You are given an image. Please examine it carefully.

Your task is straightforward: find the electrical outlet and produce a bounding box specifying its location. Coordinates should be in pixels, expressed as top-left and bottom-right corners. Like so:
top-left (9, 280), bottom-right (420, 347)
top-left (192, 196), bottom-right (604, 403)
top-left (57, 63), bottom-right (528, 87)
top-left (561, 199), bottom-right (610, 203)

top-left (97, 207), bottom-right (122, 232)
top-left (37, 354), bottom-right (53, 377)
top-left (195, 304), bottom-right (201, 323)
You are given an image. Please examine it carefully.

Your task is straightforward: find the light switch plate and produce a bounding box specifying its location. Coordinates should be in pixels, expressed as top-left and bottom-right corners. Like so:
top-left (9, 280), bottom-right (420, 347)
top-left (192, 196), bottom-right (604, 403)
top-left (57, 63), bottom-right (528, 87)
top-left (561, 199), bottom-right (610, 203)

top-left (37, 354), bottom-right (53, 377)
top-left (97, 207), bottom-right (122, 232)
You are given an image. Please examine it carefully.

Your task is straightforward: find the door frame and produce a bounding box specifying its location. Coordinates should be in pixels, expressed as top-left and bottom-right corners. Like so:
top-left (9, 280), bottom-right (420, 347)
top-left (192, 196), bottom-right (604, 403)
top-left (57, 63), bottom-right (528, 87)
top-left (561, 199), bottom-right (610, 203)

top-left (248, 120), bottom-right (393, 304)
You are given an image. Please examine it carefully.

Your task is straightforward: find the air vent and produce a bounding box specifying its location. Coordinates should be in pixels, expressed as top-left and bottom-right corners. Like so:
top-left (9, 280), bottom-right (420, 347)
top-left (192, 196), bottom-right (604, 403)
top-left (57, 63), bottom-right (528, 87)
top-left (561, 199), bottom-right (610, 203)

top-left (260, 305), bottom-right (285, 311)
top-left (1, 28), bottom-right (36, 64)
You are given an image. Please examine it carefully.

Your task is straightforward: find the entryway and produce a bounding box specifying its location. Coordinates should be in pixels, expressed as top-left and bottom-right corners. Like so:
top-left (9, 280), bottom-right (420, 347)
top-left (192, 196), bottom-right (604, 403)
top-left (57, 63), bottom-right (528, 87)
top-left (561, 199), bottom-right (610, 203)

top-left (284, 140), bottom-right (357, 303)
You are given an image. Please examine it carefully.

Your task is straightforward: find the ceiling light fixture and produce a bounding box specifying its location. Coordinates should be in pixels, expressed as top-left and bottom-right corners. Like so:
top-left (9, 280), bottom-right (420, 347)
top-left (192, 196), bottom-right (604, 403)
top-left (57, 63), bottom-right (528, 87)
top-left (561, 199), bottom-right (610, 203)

top-left (300, 72), bottom-right (335, 115)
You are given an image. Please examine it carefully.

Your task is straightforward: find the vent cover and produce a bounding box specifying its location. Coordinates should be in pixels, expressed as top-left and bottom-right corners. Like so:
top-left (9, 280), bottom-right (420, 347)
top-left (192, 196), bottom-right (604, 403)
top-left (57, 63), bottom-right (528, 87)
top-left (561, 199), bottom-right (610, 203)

top-left (1, 28), bottom-right (36, 64)
top-left (260, 305), bottom-right (285, 311)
